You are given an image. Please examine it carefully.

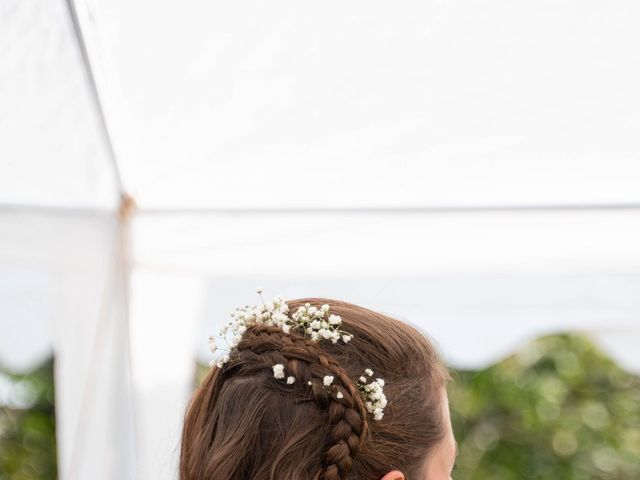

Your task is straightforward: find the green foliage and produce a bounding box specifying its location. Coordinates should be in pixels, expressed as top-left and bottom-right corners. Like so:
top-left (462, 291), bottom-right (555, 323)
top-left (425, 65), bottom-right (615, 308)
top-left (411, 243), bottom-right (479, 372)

top-left (449, 334), bottom-right (640, 479)
top-left (0, 359), bottom-right (57, 480)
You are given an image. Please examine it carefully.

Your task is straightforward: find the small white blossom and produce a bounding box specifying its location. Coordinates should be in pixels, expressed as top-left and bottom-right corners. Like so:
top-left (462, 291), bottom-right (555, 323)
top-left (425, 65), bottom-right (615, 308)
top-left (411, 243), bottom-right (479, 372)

top-left (328, 314), bottom-right (342, 325)
top-left (336, 391), bottom-right (344, 399)
top-left (321, 304), bottom-right (330, 313)
top-left (273, 364), bottom-right (285, 379)
top-left (359, 376), bottom-right (367, 383)
top-left (208, 336), bottom-right (217, 353)
top-left (215, 354), bottom-right (230, 368)
top-left (342, 335), bottom-right (353, 343)
top-left (287, 376), bottom-right (296, 384)
top-left (323, 375), bottom-right (334, 386)
top-left (365, 368), bottom-right (373, 376)
top-left (256, 286), bottom-right (264, 294)
top-left (359, 376), bottom-right (387, 422)
top-left (272, 312), bottom-right (288, 324)
top-left (308, 381), bottom-right (313, 386)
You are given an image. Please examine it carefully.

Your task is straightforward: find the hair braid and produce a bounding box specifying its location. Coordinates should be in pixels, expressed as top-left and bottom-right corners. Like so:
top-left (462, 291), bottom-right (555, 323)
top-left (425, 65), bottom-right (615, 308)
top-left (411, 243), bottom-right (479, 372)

top-left (232, 324), bottom-right (369, 480)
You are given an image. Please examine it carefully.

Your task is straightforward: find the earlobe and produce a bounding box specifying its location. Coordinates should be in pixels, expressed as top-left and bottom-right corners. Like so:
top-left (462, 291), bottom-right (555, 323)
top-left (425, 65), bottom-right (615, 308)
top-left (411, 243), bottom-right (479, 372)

top-left (380, 470), bottom-right (405, 480)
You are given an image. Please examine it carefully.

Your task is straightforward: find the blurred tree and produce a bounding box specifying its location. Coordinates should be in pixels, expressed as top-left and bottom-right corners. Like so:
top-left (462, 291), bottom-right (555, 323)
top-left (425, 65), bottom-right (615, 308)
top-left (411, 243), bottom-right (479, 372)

top-left (449, 334), bottom-right (640, 479)
top-left (0, 359), bottom-right (57, 480)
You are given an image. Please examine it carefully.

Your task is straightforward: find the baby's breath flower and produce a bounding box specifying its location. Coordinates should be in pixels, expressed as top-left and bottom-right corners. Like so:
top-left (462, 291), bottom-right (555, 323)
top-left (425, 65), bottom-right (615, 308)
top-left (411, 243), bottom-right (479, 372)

top-left (359, 377), bottom-right (387, 421)
top-left (289, 303), bottom-right (352, 346)
top-left (215, 353), bottom-right (230, 368)
top-left (207, 290), bottom-right (385, 421)
top-left (208, 336), bottom-right (217, 353)
top-left (273, 364), bottom-right (285, 379)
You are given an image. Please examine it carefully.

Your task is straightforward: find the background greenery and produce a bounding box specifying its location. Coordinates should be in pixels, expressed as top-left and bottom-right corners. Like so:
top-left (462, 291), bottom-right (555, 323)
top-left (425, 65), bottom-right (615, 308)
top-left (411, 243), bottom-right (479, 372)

top-left (0, 359), bottom-right (56, 480)
top-left (449, 335), bottom-right (640, 479)
top-left (2, 335), bottom-right (639, 479)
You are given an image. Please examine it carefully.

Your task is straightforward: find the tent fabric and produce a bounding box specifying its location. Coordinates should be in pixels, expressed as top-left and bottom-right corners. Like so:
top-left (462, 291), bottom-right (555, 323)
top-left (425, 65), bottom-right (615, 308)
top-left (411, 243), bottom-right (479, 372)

top-left (133, 210), bottom-right (640, 370)
top-left (0, 0), bottom-right (117, 209)
top-left (0, 212), bottom-right (135, 479)
top-left (2, 1), bottom-right (640, 479)
top-left (92, 0), bottom-right (640, 209)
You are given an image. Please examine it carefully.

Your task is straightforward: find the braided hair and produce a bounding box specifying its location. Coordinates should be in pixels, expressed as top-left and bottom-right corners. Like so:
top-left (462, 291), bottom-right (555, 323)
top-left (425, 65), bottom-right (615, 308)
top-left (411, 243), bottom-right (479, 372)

top-left (180, 298), bottom-right (449, 480)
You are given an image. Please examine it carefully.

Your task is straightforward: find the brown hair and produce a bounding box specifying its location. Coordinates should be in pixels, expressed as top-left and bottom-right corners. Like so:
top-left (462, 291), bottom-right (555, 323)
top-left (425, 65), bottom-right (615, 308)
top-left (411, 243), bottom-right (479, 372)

top-left (180, 298), bottom-right (449, 480)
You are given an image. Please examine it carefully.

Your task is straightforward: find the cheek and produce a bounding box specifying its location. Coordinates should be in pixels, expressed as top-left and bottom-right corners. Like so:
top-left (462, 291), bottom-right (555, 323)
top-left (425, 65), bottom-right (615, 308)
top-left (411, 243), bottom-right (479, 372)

top-left (422, 449), bottom-right (453, 480)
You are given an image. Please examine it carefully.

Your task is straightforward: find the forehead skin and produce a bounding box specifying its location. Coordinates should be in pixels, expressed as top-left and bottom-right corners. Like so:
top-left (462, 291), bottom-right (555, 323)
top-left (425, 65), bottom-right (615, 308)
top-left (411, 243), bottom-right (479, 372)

top-left (420, 389), bottom-right (457, 480)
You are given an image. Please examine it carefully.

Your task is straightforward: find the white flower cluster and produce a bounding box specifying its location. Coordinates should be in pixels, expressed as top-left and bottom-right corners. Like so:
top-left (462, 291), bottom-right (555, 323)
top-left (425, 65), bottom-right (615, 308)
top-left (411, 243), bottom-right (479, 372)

top-left (272, 363), bottom-right (297, 385)
top-left (292, 303), bottom-right (353, 344)
top-left (208, 289), bottom-right (387, 421)
top-left (356, 368), bottom-right (387, 421)
top-left (272, 363), bottom-right (285, 379)
top-left (209, 289), bottom-right (352, 368)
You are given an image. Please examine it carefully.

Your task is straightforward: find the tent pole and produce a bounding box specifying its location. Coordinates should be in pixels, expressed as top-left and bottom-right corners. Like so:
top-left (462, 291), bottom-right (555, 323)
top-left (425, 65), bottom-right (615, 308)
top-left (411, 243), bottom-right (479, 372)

top-left (64, 0), bottom-right (126, 196)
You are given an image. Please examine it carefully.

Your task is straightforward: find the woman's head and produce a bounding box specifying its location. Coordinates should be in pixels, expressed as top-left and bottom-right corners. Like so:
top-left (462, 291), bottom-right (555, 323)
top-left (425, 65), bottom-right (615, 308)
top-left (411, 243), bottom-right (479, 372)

top-left (180, 298), bottom-right (453, 479)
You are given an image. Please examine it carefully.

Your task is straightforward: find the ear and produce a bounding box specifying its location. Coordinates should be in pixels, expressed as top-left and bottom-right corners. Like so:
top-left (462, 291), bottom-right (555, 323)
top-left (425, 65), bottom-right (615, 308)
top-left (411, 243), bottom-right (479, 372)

top-left (381, 470), bottom-right (405, 480)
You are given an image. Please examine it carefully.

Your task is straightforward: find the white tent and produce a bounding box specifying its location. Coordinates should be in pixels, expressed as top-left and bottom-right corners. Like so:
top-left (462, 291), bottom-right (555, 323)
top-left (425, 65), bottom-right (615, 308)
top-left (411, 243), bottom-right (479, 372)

top-left (1, 0), bottom-right (640, 479)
